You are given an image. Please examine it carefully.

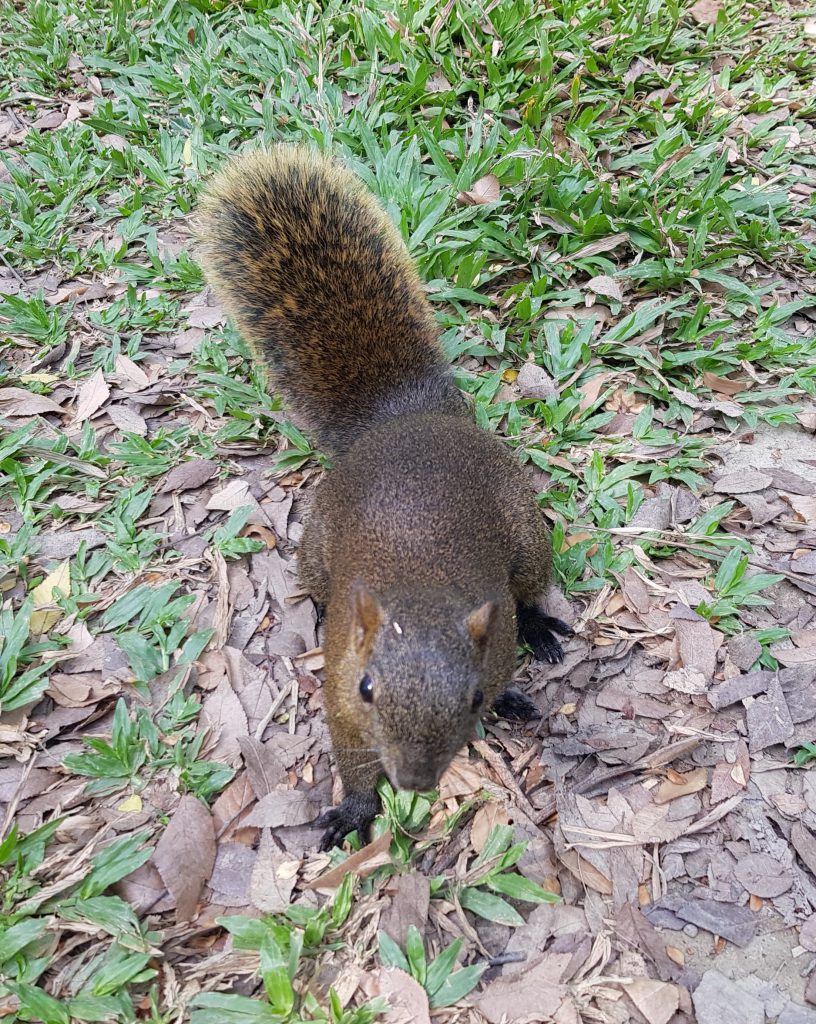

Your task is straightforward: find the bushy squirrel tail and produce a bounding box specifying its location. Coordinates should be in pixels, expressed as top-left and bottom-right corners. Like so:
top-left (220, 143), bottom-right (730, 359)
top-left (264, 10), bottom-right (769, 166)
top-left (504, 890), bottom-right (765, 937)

top-left (196, 145), bottom-right (464, 454)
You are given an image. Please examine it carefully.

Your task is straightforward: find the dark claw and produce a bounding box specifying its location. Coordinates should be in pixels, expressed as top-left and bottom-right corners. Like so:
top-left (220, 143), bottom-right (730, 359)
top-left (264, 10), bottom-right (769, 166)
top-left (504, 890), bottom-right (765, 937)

top-left (312, 790), bottom-right (380, 851)
top-left (492, 688), bottom-right (542, 722)
top-left (538, 615), bottom-right (575, 638)
top-left (517, 606), bottom-right (573, 664)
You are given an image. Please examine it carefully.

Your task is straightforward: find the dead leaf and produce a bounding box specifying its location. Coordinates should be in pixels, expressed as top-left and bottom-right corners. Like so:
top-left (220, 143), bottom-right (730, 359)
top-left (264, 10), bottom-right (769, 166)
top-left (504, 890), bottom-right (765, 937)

top-left (457, 173), bottom-right (500, 206)
top-left (516, 361), bottom-right (557, 400)
top-left (152, 795), bottom-right (215, 921)
top-left (209, 841), bottom-right (255, 906)
top-left (201, 676), bottom-right (249, 764)
top-left (309, 829), bottom-right (392, 891)
top-left (107, 404), bottom-right (148, 436)
top-left (566, 232), bottom-right (629, 261)
top-left (712, 471), bottom-right (773, 494)
top-left (623, 978), bottom-right (681, 1024)
top-left (471, 801), bottom-right (510, 852)
top-left (187, 304), bottom-right (225, 328)
top-left (784, 494), bottom-right (816, 525)
top-left (478, 953), bottom-right (567, 1023)
top-left (114, 353), bottom-right (150, 389)
top-left (211, 771), bottom-right (257, 838)
top-left (0, 387), bottom-right (64, 417)
top-left (587, 274), bottom-right (624, 302)
top-left (362, 967), bottom-right (431, 1024)
top-left (380, 873), bottom-right (430, 948)
top-left (33, 109), bottom-right (66, 131)
top-left (238, 735), bottom-right (287, 797)
top-left (663, 666), bottom-right (707, 695)
top-left (159, 459), bottom-right (219, 494)
top-left (243, 788), bottom-right (317, 829)
top-left (734, 852), bottom-right (793, 898)
top-left (251, 829), bottom-right (300, 913)
top-left (74, 368), bottom-right (110, 423)
top-left (653, 768), bottom-right (707, 804)
top-left (426, 69), bottom-right (452, 93)
top-left (689, 0), bottom-right (722, 24)
top-left (702, 372), bottom-right (749, 396)
top-left (30, 559), bottom-right (71, 637)
top-left (576, 370), bottom-right (614, 412)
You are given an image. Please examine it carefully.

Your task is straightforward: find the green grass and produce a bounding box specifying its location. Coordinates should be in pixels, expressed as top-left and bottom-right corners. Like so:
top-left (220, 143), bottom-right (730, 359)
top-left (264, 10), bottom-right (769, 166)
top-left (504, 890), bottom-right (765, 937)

top-left (1, 0), bottom-right (815, 1019)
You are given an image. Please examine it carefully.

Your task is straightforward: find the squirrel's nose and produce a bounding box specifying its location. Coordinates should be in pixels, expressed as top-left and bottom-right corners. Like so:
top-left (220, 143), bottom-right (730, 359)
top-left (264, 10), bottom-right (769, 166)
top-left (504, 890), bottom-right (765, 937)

top-left (393, 765), bottom-right (440, 792)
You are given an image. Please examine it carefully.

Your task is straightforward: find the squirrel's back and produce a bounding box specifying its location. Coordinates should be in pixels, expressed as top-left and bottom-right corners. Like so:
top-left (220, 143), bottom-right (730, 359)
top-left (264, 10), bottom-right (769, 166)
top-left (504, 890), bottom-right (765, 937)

top-left (196, 146), bottom-right (465, 453)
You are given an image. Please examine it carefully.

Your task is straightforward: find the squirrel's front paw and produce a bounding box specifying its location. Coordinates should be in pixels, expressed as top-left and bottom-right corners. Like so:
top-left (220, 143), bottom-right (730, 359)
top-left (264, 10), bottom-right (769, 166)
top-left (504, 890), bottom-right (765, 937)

top-left (517, 606), bottom-right (574, 664)
top-left (313, 790), bottom-right (380, 851)
top-left (492, 688), bottom-right (542, 722)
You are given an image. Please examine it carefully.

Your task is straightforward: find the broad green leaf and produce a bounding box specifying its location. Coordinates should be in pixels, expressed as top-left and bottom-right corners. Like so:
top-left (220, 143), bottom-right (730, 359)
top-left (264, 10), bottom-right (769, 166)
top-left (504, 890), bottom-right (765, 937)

top-left (459, 887), bottom-right (524, 926)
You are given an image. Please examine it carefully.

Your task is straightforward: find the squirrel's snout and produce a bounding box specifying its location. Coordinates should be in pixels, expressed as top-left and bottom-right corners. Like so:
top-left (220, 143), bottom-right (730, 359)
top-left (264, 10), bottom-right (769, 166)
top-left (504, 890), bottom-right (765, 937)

top-left (391, 764), bottom-right (441, 793)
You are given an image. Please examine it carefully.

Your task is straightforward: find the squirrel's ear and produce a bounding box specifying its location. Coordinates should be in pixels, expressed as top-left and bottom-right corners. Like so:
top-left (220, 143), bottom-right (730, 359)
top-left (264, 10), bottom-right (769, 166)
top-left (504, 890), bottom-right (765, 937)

top-left (466, 600), bottom-right (500, 647)
top-left (350, 580), bottom-right (383, 657)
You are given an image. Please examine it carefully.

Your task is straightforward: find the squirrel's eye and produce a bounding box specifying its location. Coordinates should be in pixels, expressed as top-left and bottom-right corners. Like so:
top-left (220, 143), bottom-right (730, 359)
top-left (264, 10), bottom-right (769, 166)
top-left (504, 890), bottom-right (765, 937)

top-left (359, 674), bottom-right (374, 703)
top-left (471, 689), bottom-right (484, 713)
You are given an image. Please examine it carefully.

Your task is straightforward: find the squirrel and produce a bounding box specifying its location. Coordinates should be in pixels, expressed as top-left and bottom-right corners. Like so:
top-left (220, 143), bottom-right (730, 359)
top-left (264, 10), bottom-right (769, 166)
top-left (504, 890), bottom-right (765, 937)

top-left (196, 146), bottom-right (573, 850)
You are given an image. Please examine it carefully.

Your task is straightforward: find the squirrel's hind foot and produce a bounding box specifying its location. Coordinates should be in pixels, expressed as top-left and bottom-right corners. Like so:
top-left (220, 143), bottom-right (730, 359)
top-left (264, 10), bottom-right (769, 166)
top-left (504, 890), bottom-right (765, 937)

top-left (313, 790), bottom-right (380, 851)
top-left (517, 606), bottom-right (574, 664)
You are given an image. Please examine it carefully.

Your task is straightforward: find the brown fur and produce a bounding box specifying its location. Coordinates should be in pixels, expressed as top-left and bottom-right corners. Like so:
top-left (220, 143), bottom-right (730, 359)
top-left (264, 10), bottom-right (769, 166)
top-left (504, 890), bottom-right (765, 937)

top-left (196, 146), bottom-right (557, 845)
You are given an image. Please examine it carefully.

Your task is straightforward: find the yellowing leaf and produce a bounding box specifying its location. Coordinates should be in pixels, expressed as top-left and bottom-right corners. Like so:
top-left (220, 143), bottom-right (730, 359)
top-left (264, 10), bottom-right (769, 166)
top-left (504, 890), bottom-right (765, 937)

top-left (30, 559), bottom-right (71, 637)
top-left (117, 794), bottom-right (143, 813)
top-left (20, 373), bottom-right (59, 385)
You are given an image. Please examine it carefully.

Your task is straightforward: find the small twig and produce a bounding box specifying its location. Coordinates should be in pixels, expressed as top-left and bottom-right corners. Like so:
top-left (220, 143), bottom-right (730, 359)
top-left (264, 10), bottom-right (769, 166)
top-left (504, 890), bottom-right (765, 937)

top-left (0, 249), bottom-right (25, 285)
top-left (485, 951), bottom-right (527, 968)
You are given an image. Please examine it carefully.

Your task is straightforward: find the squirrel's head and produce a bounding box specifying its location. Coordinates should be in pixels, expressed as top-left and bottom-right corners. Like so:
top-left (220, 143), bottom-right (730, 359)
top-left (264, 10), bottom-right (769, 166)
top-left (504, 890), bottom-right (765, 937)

top-left (341, 580), bottom-right (514, 792)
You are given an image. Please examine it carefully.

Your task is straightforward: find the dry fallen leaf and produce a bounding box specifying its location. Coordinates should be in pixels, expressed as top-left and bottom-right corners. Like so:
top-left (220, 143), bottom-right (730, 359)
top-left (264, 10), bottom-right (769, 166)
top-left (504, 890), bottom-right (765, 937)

top-left (663, 666), bottom-right (708, 695)
top-left (457, 173), bottom-right (500, 206)
top-left (0, 387), bottom-right (64, 417)
top-left (702, 372), bottom-right (748, 397)
top-left (309, 829), bottom-right (393, 891)
top-left (734, 852), bottom-right (794, 899)
top-left (107, 404), bottom-right (148, 436)
top-left (786, 494), bottom-right (816, 526)
top-left (159, 459), bottom-right (219, 494)
top-left (653, 767), bottom-right (708, 805)
top-left (712, 470), bottom-right (773, 494)
top-left (470, 801), bottom-right (511, 852)
top-left (362, 966), bottom-right (431, 1024)
top-left (576, 370), bottom-right (614, 412)
top-left (74, 368), bottom-right (110, 423)
top-left (243, 788), bottom-right (317, 829)
top-left (30, 559), bottom-right (71, 637)
top-left (689, 0), bottom-right (722, 24)
top-left (33, 109), bottom-right (67, 131)
top-left (623, 978), bottom-right (681, 1024)
top-left (201, 676), bottom-right (250, 764)
top-left (152, 795), bottom-right (216, 921)
top-left (586, 274), bottom-right (624, 303)
top-left (478, 954), bottom-right (568, 1023)
top-left (250, 828), bottom-right (300, 913)
top-left (516, 361), bottom-right (558, 400)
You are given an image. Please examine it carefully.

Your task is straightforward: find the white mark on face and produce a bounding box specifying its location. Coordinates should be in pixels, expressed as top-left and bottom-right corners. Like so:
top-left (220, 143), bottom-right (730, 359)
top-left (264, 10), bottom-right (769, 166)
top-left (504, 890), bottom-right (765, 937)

top-left (393, 621), bottom-right (403, 635)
